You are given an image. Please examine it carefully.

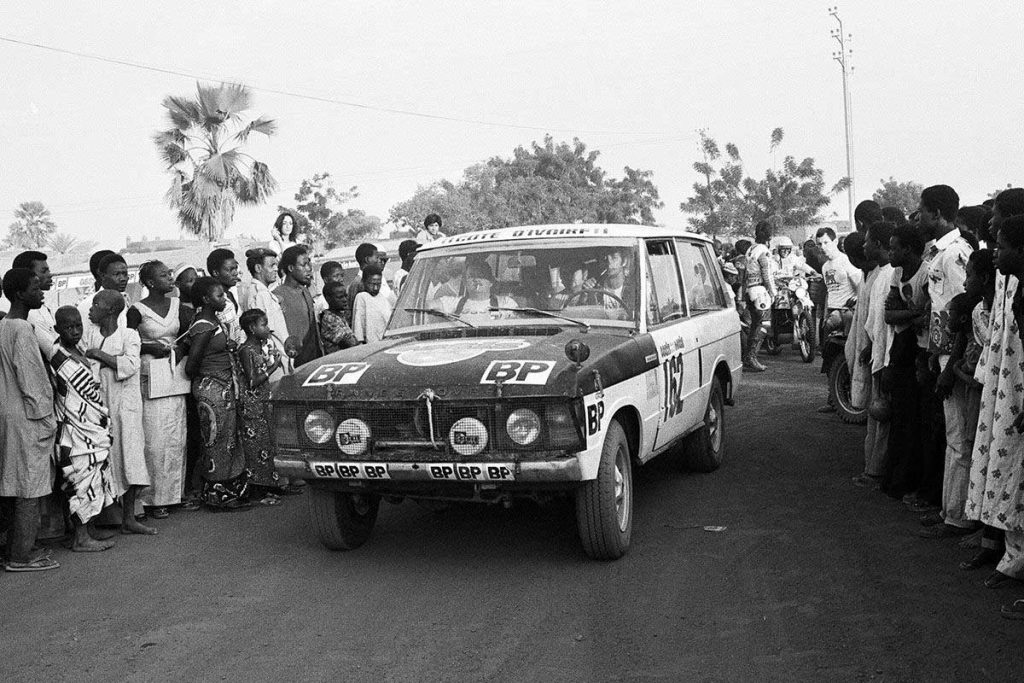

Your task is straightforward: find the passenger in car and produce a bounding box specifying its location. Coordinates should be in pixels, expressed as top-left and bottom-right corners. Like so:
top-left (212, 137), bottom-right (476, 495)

top-left (452, 261), bottom-right (517, 320)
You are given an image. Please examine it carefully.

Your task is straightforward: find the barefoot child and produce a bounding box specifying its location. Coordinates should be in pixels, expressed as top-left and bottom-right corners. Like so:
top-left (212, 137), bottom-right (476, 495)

top-left (237, 309), bottom-right (284, 504)
top-left (50, 306), bottom-right (116, 552)
top-left (84, 290), bottom-right (156, 535)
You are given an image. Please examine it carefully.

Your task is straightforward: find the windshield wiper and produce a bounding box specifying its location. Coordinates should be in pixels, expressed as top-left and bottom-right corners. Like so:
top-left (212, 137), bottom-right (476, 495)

top-left (404, 307), bottom-right (476, 328)
top-left (489, 307), bottom-right (590, 332)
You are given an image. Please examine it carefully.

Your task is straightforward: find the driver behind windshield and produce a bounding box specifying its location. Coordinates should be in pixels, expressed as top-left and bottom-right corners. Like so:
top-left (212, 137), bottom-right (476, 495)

top-left (551, 261), bottom-right (587, 309)
top-left (584, 248), bottom-right (635, 313)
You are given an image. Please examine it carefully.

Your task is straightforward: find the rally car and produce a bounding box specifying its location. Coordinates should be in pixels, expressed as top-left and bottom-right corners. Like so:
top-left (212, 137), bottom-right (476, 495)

top-left (271, 224), bottom-right (742, 559)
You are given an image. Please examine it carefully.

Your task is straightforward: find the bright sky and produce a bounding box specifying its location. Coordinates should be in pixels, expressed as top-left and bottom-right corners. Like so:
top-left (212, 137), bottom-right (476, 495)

top-left (1, 0), bottom-right (1021, 250)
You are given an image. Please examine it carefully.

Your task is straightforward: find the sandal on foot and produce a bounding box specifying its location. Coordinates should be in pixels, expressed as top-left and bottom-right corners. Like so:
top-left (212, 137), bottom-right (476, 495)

top-left (959, 549), bottom-right (1001, 571)
top-left (148, 506), bottom-right (170, 520)
top-left (1000, 599), bottom-right (1024, 620)
top-left (984, 570), bottom-right (1018, 589)
top-left (5, 556), bottom-right (60, 572)
top-left (180, 499), bottom-right (201, 512)
top-left (254, 494), bottom-right (282, 507)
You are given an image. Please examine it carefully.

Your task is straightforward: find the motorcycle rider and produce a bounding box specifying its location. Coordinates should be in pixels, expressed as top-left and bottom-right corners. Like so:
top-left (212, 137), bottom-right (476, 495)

top-left (743, 222), bottom-right (776, 372)
top-left (773, 236), bottom-right (816, 279)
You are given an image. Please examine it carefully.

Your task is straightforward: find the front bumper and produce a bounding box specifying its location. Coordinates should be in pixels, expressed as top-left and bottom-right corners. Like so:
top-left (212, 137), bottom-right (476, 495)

top-left (275, 451), bottom-right (584, 484)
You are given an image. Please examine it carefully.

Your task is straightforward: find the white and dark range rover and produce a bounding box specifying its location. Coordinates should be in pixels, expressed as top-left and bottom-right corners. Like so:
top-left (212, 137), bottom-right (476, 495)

top-left (271, 224), bottom-right (742, 559)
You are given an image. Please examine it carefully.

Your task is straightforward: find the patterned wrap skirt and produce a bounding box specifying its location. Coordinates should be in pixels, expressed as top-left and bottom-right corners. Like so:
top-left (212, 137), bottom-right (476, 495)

top-left (192, 375), bottom-right (249, 507)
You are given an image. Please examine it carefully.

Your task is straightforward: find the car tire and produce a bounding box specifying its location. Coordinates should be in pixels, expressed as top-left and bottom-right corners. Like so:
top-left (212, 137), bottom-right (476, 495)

top-left (575, 420), bottom-right (633, 560)
top-left (308, 486), bottom-right (380, 551)
top-left (683, 380), bottom-right (726, 473)
top-left (828, 356), bottom-right (868, 425)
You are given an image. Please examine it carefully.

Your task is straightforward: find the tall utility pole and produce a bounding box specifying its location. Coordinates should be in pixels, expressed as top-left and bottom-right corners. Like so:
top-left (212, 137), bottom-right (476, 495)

top-left (829, 6), bottom-right (855, 230)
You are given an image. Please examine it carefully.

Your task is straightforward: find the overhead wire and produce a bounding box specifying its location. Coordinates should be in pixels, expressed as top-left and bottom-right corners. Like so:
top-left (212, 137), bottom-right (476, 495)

top-left (0, 34), bottom-right (671, 137)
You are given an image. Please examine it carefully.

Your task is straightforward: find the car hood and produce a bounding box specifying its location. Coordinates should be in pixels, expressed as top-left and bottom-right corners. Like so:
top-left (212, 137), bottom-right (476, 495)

top-left (272, 327), bottom-right (658, 403)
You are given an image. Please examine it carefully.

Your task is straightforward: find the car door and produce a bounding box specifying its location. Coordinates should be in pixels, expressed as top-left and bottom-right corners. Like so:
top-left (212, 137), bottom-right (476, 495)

top-left (674, 238), bottom-right (735, 411)
top-left (645, 239), bottom-right (701, 451)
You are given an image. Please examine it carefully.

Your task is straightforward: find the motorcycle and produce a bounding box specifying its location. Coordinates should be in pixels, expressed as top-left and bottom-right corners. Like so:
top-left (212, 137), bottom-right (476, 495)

top-left (819, 310), bottom-right (868, 425)
top-left (764, 275), bottom-right (818, 363)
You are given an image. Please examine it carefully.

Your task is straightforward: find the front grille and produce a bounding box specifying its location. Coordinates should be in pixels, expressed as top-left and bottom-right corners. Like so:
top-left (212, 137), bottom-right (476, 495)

top-left (289, 399), bottom-right (582, 461)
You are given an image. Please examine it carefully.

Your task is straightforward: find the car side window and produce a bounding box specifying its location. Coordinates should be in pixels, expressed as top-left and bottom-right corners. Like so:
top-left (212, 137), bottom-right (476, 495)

top-left (676, 240), bottom-right (726, 313)
top-left (645, 240), bottom-right (687, 326)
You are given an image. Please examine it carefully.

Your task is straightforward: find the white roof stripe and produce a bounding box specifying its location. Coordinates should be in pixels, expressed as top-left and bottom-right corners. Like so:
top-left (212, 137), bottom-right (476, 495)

top-left (418, 224), bottom-right (712, 251)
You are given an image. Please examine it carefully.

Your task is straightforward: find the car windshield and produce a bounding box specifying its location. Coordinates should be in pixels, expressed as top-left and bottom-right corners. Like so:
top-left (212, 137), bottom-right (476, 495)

top-left (388, 240), bottom-right (640, 334)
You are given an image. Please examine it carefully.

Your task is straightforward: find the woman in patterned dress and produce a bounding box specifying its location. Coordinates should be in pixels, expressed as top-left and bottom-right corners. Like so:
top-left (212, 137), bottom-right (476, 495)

top-left (967, 215), bottom-right (1024, 591)
top-left (184, 277), bottom-right (249, 511)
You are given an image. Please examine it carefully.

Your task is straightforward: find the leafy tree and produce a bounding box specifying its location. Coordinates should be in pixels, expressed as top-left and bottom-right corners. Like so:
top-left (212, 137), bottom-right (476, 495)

top-left (47, 232), bottom-right (80, 254)
top-left (872, 177), bottom-right (923, 216)
top-left (328, 209), bottom-right (383, 247)
top-left (989, 184), bottom-right (1014, 199)
top-left (154, 82), bottom-right (277, 241)
top-left (390, 136), bottom-right (663, 234)
top-left (680, 128), bottom-right (849, 237)
top-left (279, 172), bottom-right (370, 249)
top-left (3, 201), bottom-right (57, 249)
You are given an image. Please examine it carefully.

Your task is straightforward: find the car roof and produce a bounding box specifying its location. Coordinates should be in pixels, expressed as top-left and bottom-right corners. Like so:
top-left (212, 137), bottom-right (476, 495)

top-left (418, 223), bottom-right (713, 252)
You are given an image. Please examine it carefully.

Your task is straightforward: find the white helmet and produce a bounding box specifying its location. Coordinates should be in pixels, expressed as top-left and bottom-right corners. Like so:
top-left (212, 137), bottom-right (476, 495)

top-left (775, 236), bottom-right (794, 250)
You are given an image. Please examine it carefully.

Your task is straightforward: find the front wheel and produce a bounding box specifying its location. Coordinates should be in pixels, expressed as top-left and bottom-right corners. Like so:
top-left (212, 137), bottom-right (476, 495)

top-left (576, 420), bottom-right (633, 560)
top-left (308, 487), bottom-right (380, 550)
top-left (828, 356), bottom-right (868, 425)
top-left (797, 308), bottom-right (816, 363)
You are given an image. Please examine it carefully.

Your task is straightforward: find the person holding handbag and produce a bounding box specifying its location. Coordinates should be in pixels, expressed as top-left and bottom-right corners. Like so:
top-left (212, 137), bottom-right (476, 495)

top-left (127, 261), bottom-right (191, 520)
top-left (184, 277), bottom-right (250, 511)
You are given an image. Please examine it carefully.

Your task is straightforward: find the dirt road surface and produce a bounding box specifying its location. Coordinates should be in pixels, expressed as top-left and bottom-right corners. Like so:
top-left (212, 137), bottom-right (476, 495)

top-left (3, 353), bottom-right (1022, 681)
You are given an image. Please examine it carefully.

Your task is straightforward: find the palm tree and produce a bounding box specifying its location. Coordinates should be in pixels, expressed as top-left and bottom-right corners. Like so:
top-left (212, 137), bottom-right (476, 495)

top-left (47, 232), bottom-right (79, 254)
top-left (3, 201), bottom-right (57, 249)
top-left (154, 82), bottom-right (277, 241)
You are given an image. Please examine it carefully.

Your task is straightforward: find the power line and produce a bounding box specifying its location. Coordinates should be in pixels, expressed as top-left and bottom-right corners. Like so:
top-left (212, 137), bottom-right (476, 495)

top-left (0, 34), bottom-right (670, 137)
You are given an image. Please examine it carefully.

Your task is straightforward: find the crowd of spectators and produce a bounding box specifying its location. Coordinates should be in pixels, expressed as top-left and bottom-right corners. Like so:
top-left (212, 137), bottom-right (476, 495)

top-left (721, 188), bottom-right (1024, 621)
top-left (0, 211), bottom-right (431, 572)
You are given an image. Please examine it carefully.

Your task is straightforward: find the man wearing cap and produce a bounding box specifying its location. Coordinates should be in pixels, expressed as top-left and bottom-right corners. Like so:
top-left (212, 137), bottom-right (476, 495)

top-left (393, 239), bottom-right (421, 294)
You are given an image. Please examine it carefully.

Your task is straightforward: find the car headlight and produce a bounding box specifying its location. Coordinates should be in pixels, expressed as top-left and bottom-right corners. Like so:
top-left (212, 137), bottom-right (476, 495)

top-left (546, 404), bottom-right (581, 448)
top-left (449, 417), bottom-right (488, 456)
top-left (506, 408), bottom-right (541, 446)
top-left (303, 410), bottom-right (335, 445)
top-left (336, 418), bottom-right (371, 456)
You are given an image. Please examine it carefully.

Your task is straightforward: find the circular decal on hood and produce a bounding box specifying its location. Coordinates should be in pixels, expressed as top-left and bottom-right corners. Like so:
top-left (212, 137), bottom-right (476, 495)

top-left (388, 339), bottom-right (531, 367)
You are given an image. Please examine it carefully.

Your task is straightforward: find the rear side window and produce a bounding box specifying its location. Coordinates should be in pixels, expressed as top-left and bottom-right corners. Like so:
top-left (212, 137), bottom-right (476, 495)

top-left (645, 240), bottom-right (686, 325)
top-left (676, 240), bottom-right (726, 312)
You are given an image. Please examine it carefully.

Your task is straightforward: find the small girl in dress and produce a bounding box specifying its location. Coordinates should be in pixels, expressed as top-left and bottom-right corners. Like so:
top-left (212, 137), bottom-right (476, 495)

top-left (237, 309), bottom-right (284, 506)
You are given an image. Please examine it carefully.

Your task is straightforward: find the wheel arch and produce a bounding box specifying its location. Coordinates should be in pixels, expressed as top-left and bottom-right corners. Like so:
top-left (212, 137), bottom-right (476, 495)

top-left (713, 359), bottom-right (734, 406)
top-left (610, 405), bottom-right (642, 464)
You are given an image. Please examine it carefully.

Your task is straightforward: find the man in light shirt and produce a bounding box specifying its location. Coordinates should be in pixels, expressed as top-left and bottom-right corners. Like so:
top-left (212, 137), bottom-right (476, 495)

top-left (243, 247), bottom-right (290, 379)
top-left (817, 227), bottom-right (862, 334)
top-left (916, 184), bottom-right (976, 539)
top-left (12, 251), bottom-right (57, 358)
